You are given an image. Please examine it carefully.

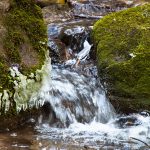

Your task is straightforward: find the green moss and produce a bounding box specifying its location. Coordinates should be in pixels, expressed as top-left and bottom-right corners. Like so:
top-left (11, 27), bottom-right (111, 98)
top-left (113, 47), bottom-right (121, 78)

top-left (0, 0), bottom-right (47, 114)
top-left (5, 0), bottom-right (46, 62)
top-left (0, 0), bottom-right (47, 86)
top-left (107, 53), bottom-right (150, 97)
top-left (93, 4), bottom-right (150, 111)
top-left (0, 57), bottom-right (14, 92)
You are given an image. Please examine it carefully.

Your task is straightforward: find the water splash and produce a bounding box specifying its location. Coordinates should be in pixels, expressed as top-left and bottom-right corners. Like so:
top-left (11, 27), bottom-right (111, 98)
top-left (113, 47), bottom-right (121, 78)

top-left (36, 113), bottom-right (150, 149)
top-left (32, 65), bottom-right (115, 126)
top-left (34, 48), bottom-right (150, 149)
top-left (65, 40), bottom-right (92, 66)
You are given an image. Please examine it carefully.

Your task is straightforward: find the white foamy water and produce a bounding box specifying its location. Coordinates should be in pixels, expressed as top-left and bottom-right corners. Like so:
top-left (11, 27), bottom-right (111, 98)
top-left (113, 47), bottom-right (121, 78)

top-left (37, 114), bottom-right (150, 149)
top-left (32, 64), bottom-right (115, 126)
top-left (34, 38), bottom-right (150, 149)
top-left (34, 63), bottom-right (150, 149)
top-left (77, 40), bottom-right (92, 60)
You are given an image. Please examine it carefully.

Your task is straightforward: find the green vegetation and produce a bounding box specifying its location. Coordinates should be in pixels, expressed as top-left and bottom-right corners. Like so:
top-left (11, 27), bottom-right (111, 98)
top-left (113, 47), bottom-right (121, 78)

top-left (0, 0), bottom-right (47, 117)
top-left (93, 4), bottom-right (150, 112)
top-left (0, 0), bottom-right (47, 91)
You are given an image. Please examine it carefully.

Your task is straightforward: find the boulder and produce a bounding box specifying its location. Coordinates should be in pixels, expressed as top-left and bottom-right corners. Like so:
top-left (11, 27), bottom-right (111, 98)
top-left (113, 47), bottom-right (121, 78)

top-left (0, 0), bottom-right (47, 125)
top-left (93, 4), bottom-right (150, 113)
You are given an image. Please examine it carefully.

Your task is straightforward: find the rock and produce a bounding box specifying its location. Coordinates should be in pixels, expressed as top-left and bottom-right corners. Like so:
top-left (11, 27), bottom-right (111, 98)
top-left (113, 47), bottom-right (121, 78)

top-left (48, 39), bottom-right (68, 63)
top-left (42, 4), bottom-right (72, 24)
top-left (59, 26), bottom-right (91, 53)
top-left (35, 0), bottom-right (66, 7)
top-left (93, 4), bottom-right (150, 113)
top-left (0, 0), bottom-right (10, 13)
top-left (47, 22), bottom-right (93, 63)
top-left (0, 0), bottom-right (47, 125)
top-left (115, 115), bottom-right (141, 128)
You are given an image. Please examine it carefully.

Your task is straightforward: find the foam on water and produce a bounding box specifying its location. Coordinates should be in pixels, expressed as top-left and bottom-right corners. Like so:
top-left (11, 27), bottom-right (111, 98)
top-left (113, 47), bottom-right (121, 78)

top-left (37, 114), bottom-right (150, 149)
top-left (34, 63), bottom-right (150, 149)
top-left (35, 40), bottom-right (150, 149)
top-left (33, 64), bottom-right (115, 125)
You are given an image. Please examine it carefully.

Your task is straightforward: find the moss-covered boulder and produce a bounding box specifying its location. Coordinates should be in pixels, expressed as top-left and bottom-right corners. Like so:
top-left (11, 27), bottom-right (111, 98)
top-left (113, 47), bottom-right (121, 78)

top-left (0, 0), bottom-right (47, 120)
top-left (93, 4), bottom-right (150, 113)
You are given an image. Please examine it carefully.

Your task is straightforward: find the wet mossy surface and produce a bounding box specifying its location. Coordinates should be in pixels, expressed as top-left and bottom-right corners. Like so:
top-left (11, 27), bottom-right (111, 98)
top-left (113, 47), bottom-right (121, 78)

top-left (0, 0), bottom-right (47, 91)
top-left (93, 4), bottom-right (150, 112)
top-left (0, 0), bottom-right (47, 126)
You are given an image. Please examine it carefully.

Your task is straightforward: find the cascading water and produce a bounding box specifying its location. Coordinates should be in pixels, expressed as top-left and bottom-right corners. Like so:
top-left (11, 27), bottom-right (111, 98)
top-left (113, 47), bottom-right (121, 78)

top-left (34, 36), bottom-right (150, 149)
top-left (32, 63), bottom-right (116, 126)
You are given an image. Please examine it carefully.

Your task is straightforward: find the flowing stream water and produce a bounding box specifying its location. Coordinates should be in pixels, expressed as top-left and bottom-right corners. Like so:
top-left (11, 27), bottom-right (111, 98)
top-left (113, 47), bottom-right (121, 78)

top-left (33, 38), bottom-right (150, 149)
top-left (0, 27), bottom-right (150, 150)
top-left (1, 20), bottom-right (150, 150)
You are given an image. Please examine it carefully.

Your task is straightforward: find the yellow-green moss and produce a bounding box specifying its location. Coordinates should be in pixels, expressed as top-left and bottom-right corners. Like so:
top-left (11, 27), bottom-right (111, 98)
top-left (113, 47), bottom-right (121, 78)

top-left (0, 0), bottom-right (47, 116)
top-left (93, 4), bottom-right (150, 112)
top-left (0, 0), bottom-right (47, 90)
top-left (4, 0), bottom-right (47, 67)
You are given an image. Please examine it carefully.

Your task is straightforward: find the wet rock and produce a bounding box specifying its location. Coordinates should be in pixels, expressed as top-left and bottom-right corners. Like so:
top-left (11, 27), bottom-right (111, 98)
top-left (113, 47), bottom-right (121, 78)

top-left (47, 24), bottom-right (68, 64)
top-left (47, 21), bottom-right (94, 64)
top-left (40, 101), bottom-right (60, 125)
top-left (93, 4), bottom-right (150, 113)
top-left (42, 4), bottom-right (72, 24)
top-left (114, 114), bottom-right (143, 128)
top-left (48, 24), bottom-right (61, 39)
top-left (139, 111), bottom-right (150, 117)
top-left (69, 0), bottom-right (139, 19)
top-left (69, 0), bottom-right (111, 18)
top-left (48, 39), bottom-right (68, 63)
top-left (59, 26), bottom-right (91, 53)
top-left (42, 0), bottom-right (132, 25)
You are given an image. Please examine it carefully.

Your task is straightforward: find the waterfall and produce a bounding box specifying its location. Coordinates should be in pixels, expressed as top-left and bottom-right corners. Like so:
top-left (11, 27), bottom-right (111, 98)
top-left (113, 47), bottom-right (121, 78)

top-left (32, 66), bottom-right (116, 126)
top-left (35, 25), bottom-right (150, 149)
top-left (35, 63), bottom-right (150, 149)
top-left (29, 40), bottom-right (116, 126)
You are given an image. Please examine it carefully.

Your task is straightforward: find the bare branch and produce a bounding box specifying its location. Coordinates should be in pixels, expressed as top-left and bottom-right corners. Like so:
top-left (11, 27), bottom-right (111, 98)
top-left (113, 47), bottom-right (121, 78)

top-left (130, 137), bottom-right (150, 148)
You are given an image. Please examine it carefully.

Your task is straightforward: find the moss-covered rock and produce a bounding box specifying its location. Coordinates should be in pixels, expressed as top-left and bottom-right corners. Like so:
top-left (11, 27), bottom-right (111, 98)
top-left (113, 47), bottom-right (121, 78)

top-left (93, 4), bottom-right (150, 113)
top-left (0, 0), bottom-right (47, 116)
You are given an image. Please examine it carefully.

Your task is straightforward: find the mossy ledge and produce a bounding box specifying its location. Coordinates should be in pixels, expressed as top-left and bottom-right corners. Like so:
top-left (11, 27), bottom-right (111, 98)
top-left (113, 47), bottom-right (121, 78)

top-left (93, 4), bottom-right (150, 113)
top-left (0, 0), bottom-right (47, 128)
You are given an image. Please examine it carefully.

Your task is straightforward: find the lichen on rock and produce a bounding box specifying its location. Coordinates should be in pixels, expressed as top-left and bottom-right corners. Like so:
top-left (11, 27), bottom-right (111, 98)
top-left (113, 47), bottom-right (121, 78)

top-left (0, 0), bottom-right (48, 116)
top-left (93, 4), bottom-right (150, 113)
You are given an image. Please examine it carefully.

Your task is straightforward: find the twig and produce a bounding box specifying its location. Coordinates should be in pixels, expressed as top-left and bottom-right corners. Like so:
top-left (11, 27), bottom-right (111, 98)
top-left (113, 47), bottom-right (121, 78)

top-left (74, 14), bottom-right (103, 19)
top-left (130, 137), bottom-right (150, 148)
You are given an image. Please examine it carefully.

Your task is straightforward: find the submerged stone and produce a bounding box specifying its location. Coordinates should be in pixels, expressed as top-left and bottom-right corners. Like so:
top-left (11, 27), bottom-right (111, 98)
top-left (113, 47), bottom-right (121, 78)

top-left (93, 4), bottom-right (150, 113)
